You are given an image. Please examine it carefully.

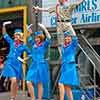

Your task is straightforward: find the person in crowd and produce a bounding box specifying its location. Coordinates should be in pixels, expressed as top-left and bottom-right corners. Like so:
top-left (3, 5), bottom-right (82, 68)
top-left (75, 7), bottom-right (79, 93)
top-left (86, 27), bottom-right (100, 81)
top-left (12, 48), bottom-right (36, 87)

top-left (2, 21), bottom-right (31, 100)
top-left (32, 1), bottom-right (83, 99)
top-left (26, 23), bottom-right (51, 100)
top-left (58, 30), bottom-right (79, 100)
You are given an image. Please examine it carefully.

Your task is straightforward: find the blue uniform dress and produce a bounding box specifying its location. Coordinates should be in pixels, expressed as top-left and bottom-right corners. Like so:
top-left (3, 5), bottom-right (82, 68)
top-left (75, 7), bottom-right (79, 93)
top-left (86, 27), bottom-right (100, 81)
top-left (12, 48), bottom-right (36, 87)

top-left (59, 36), bottom-right (80, 86)
top-left (2, 33), bottom-right (31, 80)
top-left (26, 36), bottom-right (51, 84)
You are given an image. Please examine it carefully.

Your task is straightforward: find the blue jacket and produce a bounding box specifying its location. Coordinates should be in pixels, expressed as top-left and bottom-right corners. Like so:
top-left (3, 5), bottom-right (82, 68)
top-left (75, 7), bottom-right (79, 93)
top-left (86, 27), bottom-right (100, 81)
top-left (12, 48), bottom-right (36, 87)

top-left (61, 36), bottom-right (78, 63)
top-left (28, 36), bottom-right (51, 62)
top-left (4, 33), bottom-right (31, 60)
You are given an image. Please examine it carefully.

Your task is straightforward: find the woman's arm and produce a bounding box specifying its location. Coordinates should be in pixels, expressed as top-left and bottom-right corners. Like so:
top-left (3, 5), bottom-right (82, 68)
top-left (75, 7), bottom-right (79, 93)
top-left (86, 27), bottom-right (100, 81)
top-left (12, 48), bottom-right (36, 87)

top-left (27, 24), bottom-right (35, 46)
top-left (38, 23), bottom-right (51, 39)
top-left (33, 5), bottom-right (56, 14)
top-left (33, 6), bottom-right (49, 12)
top-left (2, 21), bottom-right (12, 36)
top-left (2, 26), bottom-right (6, 36)
top-left (38, 23), bottom-right (51, 48)
top-left (27, 24), bottom-right (33, 37)
top-left (17, 45), bottom-right (32, 63)
top-left (2, 21), bottom-right (13, 44)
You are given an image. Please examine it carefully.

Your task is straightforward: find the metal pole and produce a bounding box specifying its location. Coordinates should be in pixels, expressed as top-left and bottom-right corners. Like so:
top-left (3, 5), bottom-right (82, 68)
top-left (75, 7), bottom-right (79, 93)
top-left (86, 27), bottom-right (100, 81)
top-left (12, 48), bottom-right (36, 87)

top-left (78, 44), bottom-right (96, 100)
top-left (23, 6), bottom-right (27, 92)
top-left (94, 65), bottom-right (96, 100)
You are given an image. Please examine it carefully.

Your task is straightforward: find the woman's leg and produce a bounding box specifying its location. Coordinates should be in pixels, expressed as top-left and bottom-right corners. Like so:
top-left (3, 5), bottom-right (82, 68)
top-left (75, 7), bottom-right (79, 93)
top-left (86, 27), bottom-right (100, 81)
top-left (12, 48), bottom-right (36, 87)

top-left (38, 82), bottom-right (43, 100)
top-left (10, 77), bottom-right (18, 99)
top-left (58, 83), bottom-right (65, 100)
top-left (64, 85), bottom-right (73, 100)
top-left (27, 81), bottom-right (35, 100)
top-left (15, 80), bottom-right (19, 96)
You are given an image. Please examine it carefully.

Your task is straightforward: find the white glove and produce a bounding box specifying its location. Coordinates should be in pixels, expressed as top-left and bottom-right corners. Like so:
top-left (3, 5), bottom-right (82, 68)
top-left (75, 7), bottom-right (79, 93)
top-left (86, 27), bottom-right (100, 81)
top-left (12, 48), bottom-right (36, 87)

top-left (27, 24), bottom-right (33, 33)
top-left (3, 21), bottom-right (12, 26)
top-left (23, 57), bottom-right (29, 61)
top-left (38, 23), bottom-right (46, 30)
top-left (17, 57), bottom-right (24, 63)
top-left (27, 24), bottom-right (33, 31)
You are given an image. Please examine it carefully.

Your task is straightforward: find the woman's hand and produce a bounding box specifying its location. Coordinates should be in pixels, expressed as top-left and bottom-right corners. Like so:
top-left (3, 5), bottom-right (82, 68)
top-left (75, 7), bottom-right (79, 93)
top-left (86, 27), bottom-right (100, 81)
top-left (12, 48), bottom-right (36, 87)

top-left (3, 21), bottom-right (12, 27)
top-left (2, 21), bottom-right (12, 35)
top-left (38, 23), bottom-right (51, 39)
top-left (27, 24), bottom-right (33, 33)
top-left (38, 23), bottom-right (46, 30)
top-left (32, 6), bottom-right (39, 13)
top-left (27, 24), bottom-right (33, 37)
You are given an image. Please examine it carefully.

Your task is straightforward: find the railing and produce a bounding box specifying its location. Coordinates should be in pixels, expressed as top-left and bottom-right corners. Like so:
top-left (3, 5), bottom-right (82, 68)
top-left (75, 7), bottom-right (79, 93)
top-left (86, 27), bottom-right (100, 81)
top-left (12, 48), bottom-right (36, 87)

top-left (78, 34), bottom-right (100, 100)
top-left (49, 34), bottom-right (100, 100)
top-left (78, 35), bottom-right (100, 75)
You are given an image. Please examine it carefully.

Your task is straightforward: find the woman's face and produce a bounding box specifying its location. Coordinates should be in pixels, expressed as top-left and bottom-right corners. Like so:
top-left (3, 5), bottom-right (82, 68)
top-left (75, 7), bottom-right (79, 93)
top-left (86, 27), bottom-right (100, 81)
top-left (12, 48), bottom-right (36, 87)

top-left (14, 34), bottom-right (20, 41)
top-left (35, 36), bottom-right (41, 44)
top-left (64, 35), bottom-right (72, 43)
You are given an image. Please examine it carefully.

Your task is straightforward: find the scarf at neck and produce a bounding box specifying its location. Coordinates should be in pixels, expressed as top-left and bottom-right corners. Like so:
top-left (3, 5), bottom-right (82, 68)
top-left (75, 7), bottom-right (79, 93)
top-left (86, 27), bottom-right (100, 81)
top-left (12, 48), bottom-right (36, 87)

top-left (35, 42), bottom-right (42, 48)
top-left (15, 40), bottom-right (22, 47)
top-left (64, 42), bottom-right (70, 48)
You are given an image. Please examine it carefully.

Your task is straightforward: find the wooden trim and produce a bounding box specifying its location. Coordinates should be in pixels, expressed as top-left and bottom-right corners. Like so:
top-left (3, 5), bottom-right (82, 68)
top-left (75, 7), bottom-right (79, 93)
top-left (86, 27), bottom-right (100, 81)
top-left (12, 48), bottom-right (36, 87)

top-left (0, 6), bottom-right (27, 13)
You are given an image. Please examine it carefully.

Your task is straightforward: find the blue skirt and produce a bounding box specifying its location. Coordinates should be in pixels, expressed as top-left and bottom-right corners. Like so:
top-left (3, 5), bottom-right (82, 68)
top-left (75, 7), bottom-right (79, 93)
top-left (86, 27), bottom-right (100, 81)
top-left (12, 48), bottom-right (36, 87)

top-left (58, 62), bottom-right (80, 86)
top-left (2, 58), bottom-right (23, 80)
top-left (26, 60), bottom-right (50, 84)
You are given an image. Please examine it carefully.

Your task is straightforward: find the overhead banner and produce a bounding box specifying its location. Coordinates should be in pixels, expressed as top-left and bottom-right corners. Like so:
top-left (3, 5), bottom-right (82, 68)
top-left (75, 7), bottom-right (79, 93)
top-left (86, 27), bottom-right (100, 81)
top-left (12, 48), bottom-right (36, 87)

top-left (42, 0), bottom-right (100, 27)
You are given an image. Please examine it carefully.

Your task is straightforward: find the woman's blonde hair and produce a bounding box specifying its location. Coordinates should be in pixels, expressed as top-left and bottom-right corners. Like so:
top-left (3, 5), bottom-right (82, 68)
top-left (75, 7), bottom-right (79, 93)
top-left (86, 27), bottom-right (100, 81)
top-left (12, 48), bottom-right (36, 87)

top-left (15, 32), bottom-right (24, 41)
top-left (14, 29), bottom-right (24, 41)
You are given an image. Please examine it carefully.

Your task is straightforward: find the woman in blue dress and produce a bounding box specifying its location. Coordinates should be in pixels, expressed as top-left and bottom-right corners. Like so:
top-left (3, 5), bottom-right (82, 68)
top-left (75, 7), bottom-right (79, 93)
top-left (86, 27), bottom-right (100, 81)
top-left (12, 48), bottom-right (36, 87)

top-left (2, 21), bottom-right (31, 100)
top-left (26, 23), bottom-right (51, 100)
top-left (58, 31), bottom-right (80, 100)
